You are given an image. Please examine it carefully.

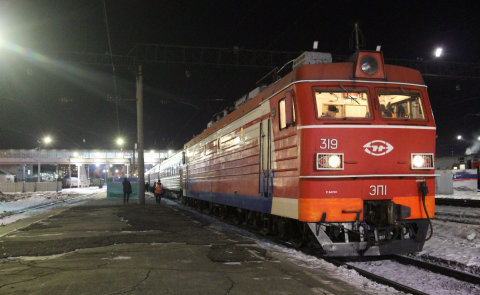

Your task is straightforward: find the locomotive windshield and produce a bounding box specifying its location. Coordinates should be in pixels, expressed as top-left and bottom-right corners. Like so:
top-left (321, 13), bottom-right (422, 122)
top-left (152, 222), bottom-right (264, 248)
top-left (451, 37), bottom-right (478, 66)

top-left (315, 89), bottom-right (370, 119)
top-left (378, 91), bottom-right (425, 120)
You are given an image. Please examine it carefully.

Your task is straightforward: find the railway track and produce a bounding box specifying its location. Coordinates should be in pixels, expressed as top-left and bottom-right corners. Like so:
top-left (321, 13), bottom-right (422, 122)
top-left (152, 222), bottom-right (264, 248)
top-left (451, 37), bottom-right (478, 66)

top-left (323, 257), bottom-right (430, 295)
top-left (0, 192), bottom-right (99, 219)
top-left (434, 211), bottom-right (480, 225)
top-left (176, 197), bottom-right (480, 295)
top-left (324, 254), bottom-right (480, 295)
top-left (435, 198), bottom-right (480, 208)
top-left (390, 255), bottom-right (480, 285)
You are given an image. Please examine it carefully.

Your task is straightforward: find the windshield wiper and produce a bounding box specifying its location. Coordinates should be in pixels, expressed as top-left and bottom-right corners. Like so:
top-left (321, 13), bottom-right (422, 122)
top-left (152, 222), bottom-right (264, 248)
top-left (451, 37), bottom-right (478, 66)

top-left (339, 84), bottom-right (360, 104)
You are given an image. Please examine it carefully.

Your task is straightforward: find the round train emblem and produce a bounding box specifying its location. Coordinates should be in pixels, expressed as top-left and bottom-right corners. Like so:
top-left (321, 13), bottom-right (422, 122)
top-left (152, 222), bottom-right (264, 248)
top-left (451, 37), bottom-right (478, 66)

top-left (363, 140), bottom-right (394, 156)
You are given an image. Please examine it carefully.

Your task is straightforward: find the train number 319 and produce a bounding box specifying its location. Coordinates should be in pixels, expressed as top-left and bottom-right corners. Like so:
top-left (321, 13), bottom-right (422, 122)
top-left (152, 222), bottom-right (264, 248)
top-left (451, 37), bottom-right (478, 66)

top-left (320, 138), bottom-right (338, 150)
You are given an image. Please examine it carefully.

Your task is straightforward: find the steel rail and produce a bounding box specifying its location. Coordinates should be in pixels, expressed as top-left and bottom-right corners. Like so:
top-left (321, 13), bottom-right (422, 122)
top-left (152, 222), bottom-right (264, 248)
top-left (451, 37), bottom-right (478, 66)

top-left (435, 198), bottom-right (480, 208)
top-left (0, 193), bottom-right (98, 219)
top-left (390, 255), bottom-right (480, 285)
top-left (323, 257), bottom-right (430, 295)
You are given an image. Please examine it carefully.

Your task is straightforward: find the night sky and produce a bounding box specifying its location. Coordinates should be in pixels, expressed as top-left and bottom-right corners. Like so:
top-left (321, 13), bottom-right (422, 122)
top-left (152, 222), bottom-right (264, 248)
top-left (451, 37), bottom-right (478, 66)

top-left (0, 1), bottom-right (479, 157)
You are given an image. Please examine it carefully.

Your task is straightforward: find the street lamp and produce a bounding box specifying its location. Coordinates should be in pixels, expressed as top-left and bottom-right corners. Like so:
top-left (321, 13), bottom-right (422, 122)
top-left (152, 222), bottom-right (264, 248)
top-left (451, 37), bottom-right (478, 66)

top-left (37, 136), bottom-right (53, 182)
top-left (116, 137), bottom-right (124, 149)
top-left (434, 47), bottom-right (443, 58)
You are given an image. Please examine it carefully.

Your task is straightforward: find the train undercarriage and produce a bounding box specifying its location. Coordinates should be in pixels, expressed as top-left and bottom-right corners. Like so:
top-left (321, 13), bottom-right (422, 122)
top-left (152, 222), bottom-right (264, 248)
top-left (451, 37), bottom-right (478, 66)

top-left (180, 196), bottom-right (429, 257)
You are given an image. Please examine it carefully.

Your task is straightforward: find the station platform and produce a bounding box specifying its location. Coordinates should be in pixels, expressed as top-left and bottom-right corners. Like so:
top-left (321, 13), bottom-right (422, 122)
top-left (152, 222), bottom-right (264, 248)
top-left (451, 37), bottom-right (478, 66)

top-left (0, 195), bottom-right (375, 294)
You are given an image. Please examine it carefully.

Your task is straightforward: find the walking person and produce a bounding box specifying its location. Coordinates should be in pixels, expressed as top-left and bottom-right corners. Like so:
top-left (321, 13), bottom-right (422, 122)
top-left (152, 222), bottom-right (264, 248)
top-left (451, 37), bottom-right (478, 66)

top-left (154, 181), bottom-right (163, 204)
top-left (122, 177), bottom-right (132, 204)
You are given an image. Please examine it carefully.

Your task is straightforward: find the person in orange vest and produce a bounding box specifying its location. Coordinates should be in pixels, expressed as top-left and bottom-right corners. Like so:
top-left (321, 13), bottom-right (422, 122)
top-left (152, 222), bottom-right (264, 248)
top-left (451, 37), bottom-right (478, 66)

top-left (154, 181), bottom-right (163, 203)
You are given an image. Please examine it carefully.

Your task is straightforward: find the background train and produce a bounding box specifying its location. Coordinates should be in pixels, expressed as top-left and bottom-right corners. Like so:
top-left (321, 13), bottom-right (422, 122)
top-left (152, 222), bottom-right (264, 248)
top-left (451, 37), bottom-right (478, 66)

top-left (145, 151), bottom-right (182, 198)
top-left (147, 49), bottom-right (436, 257)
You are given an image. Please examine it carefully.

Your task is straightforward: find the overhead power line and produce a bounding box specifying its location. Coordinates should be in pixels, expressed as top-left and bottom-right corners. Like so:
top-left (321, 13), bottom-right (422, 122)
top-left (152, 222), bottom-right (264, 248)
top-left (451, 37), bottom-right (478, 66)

top-left (55, 44), bottom-right (480, 80)
top-left (102, 0), bottom-right (121, 134)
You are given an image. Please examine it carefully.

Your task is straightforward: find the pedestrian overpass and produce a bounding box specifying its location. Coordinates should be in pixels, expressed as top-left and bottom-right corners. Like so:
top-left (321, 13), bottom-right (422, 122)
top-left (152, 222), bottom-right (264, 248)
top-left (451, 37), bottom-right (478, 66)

top-left (0, 149), bottom-right (170, 183)
top-left (0, 149), bottom-right (169, 165)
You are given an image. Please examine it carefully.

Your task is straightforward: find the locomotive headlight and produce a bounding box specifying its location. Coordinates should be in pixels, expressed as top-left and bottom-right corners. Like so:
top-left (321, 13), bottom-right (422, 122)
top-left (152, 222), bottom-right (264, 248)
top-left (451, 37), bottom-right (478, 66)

top-left (411, 153), bottom-right (434, 169)
top-left (328, 155), bottom-right (341, 168)
top-left (412, 155), bottom-right (425, 168)
top-left (316, 153), bottom-right (344, 170)
top-left (360, 55), bottom-right (379, 75)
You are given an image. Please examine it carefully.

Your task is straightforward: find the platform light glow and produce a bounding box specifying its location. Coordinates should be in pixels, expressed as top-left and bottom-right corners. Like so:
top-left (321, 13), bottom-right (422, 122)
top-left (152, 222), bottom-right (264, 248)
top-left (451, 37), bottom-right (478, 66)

top-left (434, 47), bottom-right (443, 58)
top-left (457, 135), bottom-right (462, 140)
top-left (43, 136), bottom-right (52, 144)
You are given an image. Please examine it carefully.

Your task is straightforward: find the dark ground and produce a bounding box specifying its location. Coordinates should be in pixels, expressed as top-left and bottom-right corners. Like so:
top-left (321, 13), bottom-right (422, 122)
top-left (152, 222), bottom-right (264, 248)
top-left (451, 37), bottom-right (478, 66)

top-left (0, 197), bottom-right (384, 294)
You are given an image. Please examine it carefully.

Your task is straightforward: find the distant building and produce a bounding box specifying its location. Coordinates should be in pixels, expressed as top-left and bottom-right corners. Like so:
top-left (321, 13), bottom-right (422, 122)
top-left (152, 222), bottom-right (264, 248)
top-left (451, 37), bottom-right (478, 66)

top-left (436, 154), bottom-right (479, 170)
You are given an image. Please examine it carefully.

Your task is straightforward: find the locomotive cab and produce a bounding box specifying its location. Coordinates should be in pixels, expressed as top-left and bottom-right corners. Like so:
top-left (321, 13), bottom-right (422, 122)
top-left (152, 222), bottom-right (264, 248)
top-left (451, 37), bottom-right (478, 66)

top-left (289, 50), bottom-right (436, 256)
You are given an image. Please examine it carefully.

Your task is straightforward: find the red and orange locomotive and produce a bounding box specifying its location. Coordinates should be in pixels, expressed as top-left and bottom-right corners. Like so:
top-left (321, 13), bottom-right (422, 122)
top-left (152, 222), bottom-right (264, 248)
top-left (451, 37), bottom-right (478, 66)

top-left (182, 49), bottom-right (435, 256)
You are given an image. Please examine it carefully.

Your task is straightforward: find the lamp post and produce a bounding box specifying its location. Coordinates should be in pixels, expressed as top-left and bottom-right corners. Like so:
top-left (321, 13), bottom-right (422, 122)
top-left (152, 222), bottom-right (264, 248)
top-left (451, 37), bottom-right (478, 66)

top-left (116, 137), bottom-right (126, 176)
top-left (37, 136), bottom-right (52, 182)
top-left (136, 65), bottom-right (145, 205)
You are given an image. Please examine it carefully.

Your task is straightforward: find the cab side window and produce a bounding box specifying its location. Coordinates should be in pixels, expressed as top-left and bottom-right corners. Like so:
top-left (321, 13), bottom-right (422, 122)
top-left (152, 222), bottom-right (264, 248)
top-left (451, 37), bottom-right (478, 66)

top-left (279, 92), bottom-right (295, 130)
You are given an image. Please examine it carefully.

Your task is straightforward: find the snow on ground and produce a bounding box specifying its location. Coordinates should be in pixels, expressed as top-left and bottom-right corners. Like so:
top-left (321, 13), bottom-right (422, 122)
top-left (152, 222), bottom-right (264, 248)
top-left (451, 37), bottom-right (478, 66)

top-left (349, 259), bottom-right (480, 295)
top-left (0, 187), bottom-right (105, 225)
top-left (420, 192), bottom-right (480, 270)
top-left (1, 188), bottom-right (479, 293)
top-left (436, 192), bottom-right (480, 200)
top-left (163, 198), bottom-right (408, 295)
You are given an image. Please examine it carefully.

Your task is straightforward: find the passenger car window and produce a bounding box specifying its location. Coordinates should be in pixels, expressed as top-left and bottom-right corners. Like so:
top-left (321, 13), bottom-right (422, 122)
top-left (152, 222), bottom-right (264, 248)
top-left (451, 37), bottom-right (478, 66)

top-left (315, 90), bottom-right (370, 119)
top-left (378, 91), bottom-right (425, 120)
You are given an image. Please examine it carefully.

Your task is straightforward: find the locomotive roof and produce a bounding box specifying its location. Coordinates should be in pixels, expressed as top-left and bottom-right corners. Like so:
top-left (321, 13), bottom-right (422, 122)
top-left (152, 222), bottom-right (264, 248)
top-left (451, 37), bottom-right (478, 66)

top-left (184, 60), bottom-right (425, 149)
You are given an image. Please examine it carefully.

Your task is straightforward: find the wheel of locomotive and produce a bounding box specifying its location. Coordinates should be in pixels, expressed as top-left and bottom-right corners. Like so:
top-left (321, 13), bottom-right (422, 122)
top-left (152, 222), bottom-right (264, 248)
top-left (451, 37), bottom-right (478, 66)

top-left (277, 217), bottom-right (288, 239)
top-left (289, 222), bottom-right (306, 249)
top-left (205, 202), bottom-right (213, 215)
top-left (245, 211), bottom-right (254, 227)
top-left (260, 213), bottom-right (272, 236)
top-left (253, 212), bottom-right (264, 229)
top-left (234, 208), bottom-right (245, 225)
top-left (219, 205), bottom-right (229, 220)
top-left (200, 200), bottom-right (209, 214)
top-left (269, 216), bottom-right (279, 236)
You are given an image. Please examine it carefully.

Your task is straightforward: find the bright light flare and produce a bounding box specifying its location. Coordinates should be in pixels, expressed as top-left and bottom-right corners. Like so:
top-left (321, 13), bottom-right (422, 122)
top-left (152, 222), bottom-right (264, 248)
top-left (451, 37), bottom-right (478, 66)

top-left (328, 155), bottom-right (341, 168)
top-left (434, 47), bottom-right (443, 58)
top-left (43, 136), bottom-right (52, 145)
top-left (457, 135), bottom-right (462, 140)
top-left (412, 155), bottom-right (425, 168)
top-left (116, 137), bottom-right (124, 146)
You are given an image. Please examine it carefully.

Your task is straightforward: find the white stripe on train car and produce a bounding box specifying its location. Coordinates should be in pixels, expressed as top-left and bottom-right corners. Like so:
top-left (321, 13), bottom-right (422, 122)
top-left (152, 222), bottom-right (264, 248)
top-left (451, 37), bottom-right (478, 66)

top-left (298, 125), bottom-right (436, 130)
top-left (271, 197), bottom-right (298, 219)
top-left (299, 174), bottom-right (439, 178)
